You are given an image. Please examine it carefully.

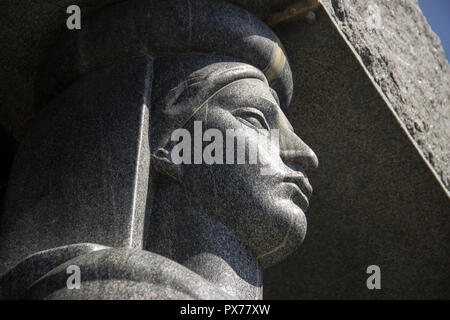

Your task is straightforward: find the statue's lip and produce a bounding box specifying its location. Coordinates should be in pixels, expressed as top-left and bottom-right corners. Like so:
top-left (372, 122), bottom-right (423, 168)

top-left (283, 175), bottom-right (313, 210)
top-left (284, 175), bottom-right (313, 198)
top-left (285, 182), bottom-right (310, 211)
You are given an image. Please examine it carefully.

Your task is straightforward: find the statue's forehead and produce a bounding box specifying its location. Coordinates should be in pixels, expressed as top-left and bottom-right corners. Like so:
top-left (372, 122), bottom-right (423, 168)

top-left (207, 78), bottom-right (280, 114)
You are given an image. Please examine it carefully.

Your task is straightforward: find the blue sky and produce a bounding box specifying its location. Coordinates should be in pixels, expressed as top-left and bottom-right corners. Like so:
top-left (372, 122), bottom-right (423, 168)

top-left (418, 0), bottom-right (450, 61)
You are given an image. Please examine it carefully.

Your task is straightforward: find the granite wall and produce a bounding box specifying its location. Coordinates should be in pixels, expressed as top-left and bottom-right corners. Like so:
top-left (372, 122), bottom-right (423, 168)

top-left (321, 0), bottom-right (450, 190)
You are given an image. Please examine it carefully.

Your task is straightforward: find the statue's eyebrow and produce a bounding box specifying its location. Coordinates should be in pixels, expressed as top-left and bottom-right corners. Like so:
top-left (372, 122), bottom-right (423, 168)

top-left (253, 95), bottom-right (280, 117)
top-left (179, 77), bottom-right (263, 128)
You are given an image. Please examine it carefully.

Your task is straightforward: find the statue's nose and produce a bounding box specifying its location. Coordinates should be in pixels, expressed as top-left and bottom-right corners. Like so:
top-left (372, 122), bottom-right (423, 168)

top-left (279, 128), bottom-right (318, 171)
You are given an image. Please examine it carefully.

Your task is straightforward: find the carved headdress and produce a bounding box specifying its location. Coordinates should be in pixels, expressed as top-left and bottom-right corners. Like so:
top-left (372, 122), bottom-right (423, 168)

top-left (38, 0), bottom-right (293, 113)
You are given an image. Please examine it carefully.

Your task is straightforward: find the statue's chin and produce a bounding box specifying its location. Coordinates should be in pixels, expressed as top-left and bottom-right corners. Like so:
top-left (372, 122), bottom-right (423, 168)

top-left (256, 205), bottom-right (307, 269)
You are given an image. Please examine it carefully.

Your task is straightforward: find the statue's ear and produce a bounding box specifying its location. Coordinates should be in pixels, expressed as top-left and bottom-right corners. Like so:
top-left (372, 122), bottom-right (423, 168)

top-left (151, 147), bottom-right (183, 182)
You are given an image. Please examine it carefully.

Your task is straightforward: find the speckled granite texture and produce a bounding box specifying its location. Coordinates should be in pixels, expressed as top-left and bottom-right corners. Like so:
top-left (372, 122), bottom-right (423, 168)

top-left (0, 0), bottom-right (291, 136)
top-left (0, 0), bottom-right (449, 300)
top-left (1, 1), bottom-right (447, 188)
top-left (1, 0), bottom-right (319, 299)
top-left (321, 0), bottom-right (450, 190)
top-left (264, 5), bottom-right (450, 299)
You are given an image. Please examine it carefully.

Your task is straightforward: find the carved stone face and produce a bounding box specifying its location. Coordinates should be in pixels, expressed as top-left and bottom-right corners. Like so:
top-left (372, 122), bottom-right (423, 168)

top-left (160, 76), bottom-right (318, 268)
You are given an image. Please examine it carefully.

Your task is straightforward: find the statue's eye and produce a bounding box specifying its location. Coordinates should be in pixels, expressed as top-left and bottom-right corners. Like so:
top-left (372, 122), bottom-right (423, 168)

top-left (232, 108), bottom-right (270, 131)
top-left (242, 116), bottom-right (266, 129)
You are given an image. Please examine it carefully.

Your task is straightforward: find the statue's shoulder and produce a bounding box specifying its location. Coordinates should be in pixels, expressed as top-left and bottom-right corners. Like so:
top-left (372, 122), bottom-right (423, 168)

top-left (1, 244), bottom-right (232, 300)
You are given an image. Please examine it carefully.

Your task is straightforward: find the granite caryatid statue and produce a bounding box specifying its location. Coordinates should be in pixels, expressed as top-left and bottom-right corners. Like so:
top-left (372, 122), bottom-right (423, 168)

top-left (0, 0), bottom-right (317, 299)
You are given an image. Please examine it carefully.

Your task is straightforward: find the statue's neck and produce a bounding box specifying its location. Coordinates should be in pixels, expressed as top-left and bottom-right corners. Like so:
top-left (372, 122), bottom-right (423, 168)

top-left (146, 184), bottom-right (263, 300)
